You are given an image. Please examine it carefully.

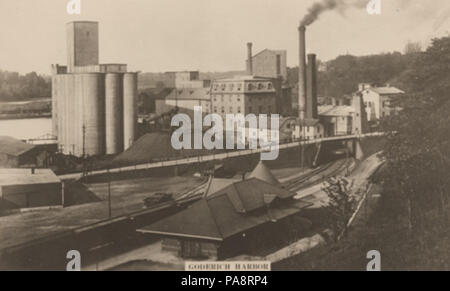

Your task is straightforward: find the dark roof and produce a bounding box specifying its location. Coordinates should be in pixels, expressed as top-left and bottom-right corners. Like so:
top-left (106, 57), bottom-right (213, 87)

top-left (0, 136), bottom-right (35, 156)
top-left (297, 118), bottom-right (320, 126)
top-left (248, 161), bottom-right (280, 186)
top-left (138, 178), bottom-right (310, 241)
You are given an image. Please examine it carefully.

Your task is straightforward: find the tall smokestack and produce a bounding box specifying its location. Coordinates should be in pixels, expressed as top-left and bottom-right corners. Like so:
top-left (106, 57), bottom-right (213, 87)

top-left (247, 42), bottom-right (253, 75)
top-left (307, 53), bottom-right (318, 119)
top-left (298, 25), bottom-right (307, 120)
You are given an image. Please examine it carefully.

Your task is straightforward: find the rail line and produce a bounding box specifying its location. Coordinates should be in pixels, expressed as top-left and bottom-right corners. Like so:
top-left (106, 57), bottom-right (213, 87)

top-left (284, 158), bottom-right (351, 192)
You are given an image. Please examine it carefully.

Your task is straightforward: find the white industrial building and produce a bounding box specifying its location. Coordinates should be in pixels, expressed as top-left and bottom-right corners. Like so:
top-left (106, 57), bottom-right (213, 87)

top-left (358, 83), bottom-right (404, 121)
top-left (52, 21), bottom-right (138, 157)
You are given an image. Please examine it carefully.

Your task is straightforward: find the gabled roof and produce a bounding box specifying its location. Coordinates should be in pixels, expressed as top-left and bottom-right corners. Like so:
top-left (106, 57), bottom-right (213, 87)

top-left (138, 178), bottom-right (309, 241)
top-left (0, 136), bottom-right (35, 157)
top-left (319, 105), bottom-right (354, 117)
top-left (252, 49), bottom-right (286, 59)
top-left (362, 86), bottom-right (404, 95)
top-left (248, 161), bottom-right (280, 186)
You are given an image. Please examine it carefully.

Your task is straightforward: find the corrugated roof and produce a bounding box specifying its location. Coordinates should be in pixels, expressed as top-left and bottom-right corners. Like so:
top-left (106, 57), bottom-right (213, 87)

top-left (138, 178), bottom-right (308, 240)
top-left (0, 136), bottom-right (35, 156)
top-left (248, 161), bottom-right (280, 186)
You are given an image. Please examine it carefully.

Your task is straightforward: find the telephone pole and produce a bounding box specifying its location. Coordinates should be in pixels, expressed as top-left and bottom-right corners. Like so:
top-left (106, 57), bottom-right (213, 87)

top-left (107, 168), bottom-right (112, 219)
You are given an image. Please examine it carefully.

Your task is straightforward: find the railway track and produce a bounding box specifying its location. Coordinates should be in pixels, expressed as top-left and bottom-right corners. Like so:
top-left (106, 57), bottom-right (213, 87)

top-left (284, 158), bottom-right (351, 192)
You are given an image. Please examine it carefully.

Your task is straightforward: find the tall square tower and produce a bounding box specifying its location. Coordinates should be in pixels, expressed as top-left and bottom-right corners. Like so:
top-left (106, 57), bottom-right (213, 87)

top-left (66, 21), bottom-right (99, 72)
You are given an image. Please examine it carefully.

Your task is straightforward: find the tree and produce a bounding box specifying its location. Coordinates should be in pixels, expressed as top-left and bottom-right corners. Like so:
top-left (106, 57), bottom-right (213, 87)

top-left (322, 176), bottom-right (356, 241)
top-left (376, 36), bottom-right (450, 235)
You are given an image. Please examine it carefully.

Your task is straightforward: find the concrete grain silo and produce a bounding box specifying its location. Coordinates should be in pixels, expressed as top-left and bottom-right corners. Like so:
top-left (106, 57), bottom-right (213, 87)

top-left (82, 73), bottom-right (106, 156)
top-left (52, 21), bottom-right (138, 157)
top-left (123, 73), bottom-right (138, 150)
top-left (105, 73), bottom-right (124, 154)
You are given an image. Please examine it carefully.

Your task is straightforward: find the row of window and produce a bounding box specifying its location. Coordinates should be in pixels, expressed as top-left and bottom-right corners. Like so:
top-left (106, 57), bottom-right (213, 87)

top-left (212, 82), bottom-right (273, 92)
top-left (212, 95), bottom-right (272, 103)
top-left (211, 105), bottom-right (273, 114)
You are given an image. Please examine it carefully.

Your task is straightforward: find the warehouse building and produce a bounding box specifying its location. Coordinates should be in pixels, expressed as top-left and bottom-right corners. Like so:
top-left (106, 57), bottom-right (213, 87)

top-left (52, 21), bottom-right (138, 157)
top-left (0, 136), bottom-right (49, 168)
top-left (0, 168), bottom-right (62, 211)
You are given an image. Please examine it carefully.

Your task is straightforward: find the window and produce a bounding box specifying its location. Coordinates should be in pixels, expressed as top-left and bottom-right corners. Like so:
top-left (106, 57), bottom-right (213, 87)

top-left (247, 83), bottom-right (254, 91)
top-left (258, 106), bottom-right (263, 113)
top-left (237, 106), bottom-right (241, 113)
top-left (237, 84), bottom-right (242, 91)
top-left (249, 106), bottom-right (252, 112)
top-left (221, 107), bottom-right (225, 113)
top-left (258, 83), bottom-right (264, 90)
top-left (267, 83), bottom-right (273, 90)
top-left (229, 107), bottom-right (233, 113)
top-left (213, 106), bottom-right (217, 113)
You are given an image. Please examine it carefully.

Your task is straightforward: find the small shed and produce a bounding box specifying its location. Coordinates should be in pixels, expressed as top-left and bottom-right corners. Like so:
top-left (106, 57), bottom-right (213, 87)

top-left (0, 168), bottom-right (62, 210)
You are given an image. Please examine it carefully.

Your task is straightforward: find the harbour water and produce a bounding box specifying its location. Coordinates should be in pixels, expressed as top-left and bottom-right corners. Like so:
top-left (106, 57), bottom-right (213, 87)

top-left (0, 118), bottom-right (52, 140)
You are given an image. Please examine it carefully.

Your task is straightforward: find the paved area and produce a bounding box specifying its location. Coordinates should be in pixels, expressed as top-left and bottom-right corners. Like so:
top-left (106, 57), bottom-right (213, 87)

top-left (0, 176), bottom-right (204, 249)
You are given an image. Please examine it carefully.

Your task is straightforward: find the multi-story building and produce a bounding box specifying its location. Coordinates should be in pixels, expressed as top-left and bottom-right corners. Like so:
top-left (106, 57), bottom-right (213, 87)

top-left (248, 48), bottom-right (288, 81)
top-left (358, 83), bottom-right (404, 121)
top-left (155, 88), bottom-right (211, 119)
top-left (164, 71), bottom-right (210, 89)
top-left (318, 94), bottom-right (368, 136)
top-left (210, 76), bottom-right (280, 120)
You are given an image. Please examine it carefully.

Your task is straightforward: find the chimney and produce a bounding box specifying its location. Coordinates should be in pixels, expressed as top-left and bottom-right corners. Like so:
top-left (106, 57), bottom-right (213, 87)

top-left (306, 54), bottom-right (318, 119)
top-left (247, 42), bottom-right (253, 75)
top-left (298, 25), bottom-right (307, 120)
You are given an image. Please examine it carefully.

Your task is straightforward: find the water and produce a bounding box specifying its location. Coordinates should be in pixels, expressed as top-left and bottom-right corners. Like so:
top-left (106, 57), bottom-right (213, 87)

top-left (0, 118), bottom-right (52, 140)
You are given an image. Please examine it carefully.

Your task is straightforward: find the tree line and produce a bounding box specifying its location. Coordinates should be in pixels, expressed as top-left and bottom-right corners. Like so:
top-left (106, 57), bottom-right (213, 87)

top-left (0, 70), bottom-right (51, 102)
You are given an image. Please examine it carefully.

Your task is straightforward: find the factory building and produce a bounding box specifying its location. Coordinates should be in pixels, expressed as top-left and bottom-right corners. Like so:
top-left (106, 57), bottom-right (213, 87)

top-left (210, 76), bottom-right (280, 120)
top-left (163, 71), bottom-right (210, 89)
top-left (246, 45), bottom-right (288, 81)
top-left (155, 88), bottom-right (211, 119)
top-left (52, 21), bottom-right (138, 157)
top-left (319, 94), bottom-right (368, 136)
top-left (358, 83), bottom-right (404, 121)
top-left (246, 43), bottom-right (292, 115)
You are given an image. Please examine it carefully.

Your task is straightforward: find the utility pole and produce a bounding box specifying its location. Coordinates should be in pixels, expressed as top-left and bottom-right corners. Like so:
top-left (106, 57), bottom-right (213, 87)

top-left (82, 124), bottom-right (86, 158)
top-left (107, 168), bottom-right (112, 219)
top-left (301, 125), bottom-right (306, 172)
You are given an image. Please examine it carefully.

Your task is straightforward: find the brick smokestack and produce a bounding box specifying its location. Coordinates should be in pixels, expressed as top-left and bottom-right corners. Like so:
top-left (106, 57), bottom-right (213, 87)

top-left (306, 53), bottom-right (318, 119)
top-left (247, 42), bottom-right (253, 75)
top-left (298, 25), bottom-right (307, 120)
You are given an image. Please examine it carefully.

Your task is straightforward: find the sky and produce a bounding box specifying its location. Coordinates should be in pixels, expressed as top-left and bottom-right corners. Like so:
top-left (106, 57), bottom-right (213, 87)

top-left (1, 0), bottom-right (450, 75)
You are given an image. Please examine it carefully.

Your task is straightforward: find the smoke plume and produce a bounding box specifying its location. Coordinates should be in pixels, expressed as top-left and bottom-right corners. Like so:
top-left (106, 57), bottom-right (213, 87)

top-left (300, 0), bottom-right (373, 26)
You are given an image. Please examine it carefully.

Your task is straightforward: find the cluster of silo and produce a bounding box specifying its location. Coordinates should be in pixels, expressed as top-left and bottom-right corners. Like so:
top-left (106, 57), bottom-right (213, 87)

top-left (52, 21), bottom-right (138, 158)
top-left (53, 72), bottom-right (137, 157)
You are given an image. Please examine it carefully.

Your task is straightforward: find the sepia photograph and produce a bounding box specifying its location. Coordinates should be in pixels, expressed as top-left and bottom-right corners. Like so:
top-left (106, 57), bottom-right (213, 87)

top-left (0, 0), bottom-right (449, 275)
